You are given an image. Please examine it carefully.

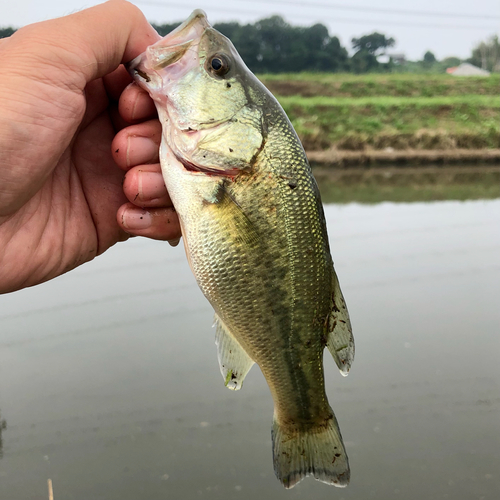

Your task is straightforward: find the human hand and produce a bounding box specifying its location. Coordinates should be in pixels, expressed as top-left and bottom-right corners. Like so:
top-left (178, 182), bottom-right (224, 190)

top-left (0, 0), bottom-right (180, 294)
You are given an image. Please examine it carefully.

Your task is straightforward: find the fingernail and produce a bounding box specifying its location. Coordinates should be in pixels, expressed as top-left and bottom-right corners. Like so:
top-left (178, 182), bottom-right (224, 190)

top-left (126, 136), bottom-right (158, 168)
top-left (131, 91), bottom-right (152, 121)
top-left (138, 171), bottom-right (166, 202)
top-left (168, 238), bottom-right (181, 247)
top-left (122, 209), bottom-right (152, 230)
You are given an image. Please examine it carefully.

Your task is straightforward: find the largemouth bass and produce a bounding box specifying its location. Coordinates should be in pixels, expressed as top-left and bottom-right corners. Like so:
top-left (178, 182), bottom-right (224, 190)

top-left (128, 10), bottom-right (354, 488)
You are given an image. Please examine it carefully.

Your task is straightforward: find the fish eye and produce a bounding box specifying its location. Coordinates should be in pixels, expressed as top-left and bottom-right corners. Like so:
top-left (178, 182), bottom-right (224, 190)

top-left (208, 54), bottom-right (230, 76)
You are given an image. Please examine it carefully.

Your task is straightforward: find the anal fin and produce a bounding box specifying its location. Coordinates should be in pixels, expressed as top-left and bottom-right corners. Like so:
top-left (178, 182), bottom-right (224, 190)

top-left (214, 314), bottom-right (254, 390)
top-left (326, 269), bottom-right (355, 376)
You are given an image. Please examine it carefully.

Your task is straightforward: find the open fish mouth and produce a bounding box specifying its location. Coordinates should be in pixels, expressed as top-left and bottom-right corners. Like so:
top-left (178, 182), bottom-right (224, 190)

top-left (127, 9), bottom-right (209, 88)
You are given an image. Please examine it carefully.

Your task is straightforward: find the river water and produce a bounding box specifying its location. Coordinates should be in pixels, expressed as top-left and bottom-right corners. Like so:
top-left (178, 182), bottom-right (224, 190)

top-left (0, 199), bottom-right (499, 500)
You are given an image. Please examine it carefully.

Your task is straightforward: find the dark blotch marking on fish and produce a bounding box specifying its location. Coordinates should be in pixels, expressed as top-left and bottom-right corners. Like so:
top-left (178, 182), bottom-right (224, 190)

top-left (229, 148), bottom-right (233, 152)
top-left (226, 82), bottom-right (231, 88)
top-left (279, 173), bottom-right (297, 189)
top-left (135, 69), bottom-right (151, 82)
top-left (115, 149), bottom-right (119, 153)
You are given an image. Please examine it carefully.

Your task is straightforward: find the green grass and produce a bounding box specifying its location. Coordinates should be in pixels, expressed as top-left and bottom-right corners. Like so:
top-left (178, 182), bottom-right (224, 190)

top-left (255, 72), bottom-right (500, 152)
top-left (274, 95), bottom-right (500, 150)
top-left (258, 73), bottom-right (500, 98)
top-left (278, 95), bottom-right (500, 108)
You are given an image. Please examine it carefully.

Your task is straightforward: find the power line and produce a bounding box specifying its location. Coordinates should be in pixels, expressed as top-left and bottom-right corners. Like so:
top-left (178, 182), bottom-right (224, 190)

top-left (133, 1), bottom-right (499, 30)
top-left (232, 0), bottom-right (500, 21)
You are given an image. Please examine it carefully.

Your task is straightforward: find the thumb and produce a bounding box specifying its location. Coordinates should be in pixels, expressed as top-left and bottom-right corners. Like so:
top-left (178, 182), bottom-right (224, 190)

top-left (26, 0), bottom-right (161, 88)
top-left (0, 1), bottom-right (160, 216)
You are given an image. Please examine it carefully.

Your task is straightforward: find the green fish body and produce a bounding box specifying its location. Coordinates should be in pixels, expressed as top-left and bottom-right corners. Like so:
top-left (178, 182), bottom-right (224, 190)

top-left (129, 10), bottom-right (354, 488)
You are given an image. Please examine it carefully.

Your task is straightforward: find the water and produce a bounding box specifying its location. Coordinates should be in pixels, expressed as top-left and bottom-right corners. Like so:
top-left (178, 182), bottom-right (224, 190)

top-left (1, 200), bottom-right (499, 500)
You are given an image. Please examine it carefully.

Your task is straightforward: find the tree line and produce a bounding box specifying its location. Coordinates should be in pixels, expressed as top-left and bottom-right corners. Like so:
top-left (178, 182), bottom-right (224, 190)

top-left (0, 18), bottom-right (398, 73)
top-left (1, 18), bottom-right (497, 73)
top-left (152, 17), bottom-right (395, 73)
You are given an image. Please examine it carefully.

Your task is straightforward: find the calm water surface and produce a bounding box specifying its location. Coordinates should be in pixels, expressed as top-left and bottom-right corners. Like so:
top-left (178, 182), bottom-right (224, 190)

top-left (0, 200), bottom-right (499, 500)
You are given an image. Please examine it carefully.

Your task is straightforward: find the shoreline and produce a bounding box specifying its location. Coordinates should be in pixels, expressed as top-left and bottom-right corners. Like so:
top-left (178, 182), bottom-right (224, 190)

top-left (306, 148), bottom-right (500, 167)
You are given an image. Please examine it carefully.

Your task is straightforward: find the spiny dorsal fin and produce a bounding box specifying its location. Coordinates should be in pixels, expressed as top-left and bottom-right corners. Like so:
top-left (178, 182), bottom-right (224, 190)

top-left (214, 314), bottom-right (255, 390)
top-left (326, 269), bottom-right (354, 376)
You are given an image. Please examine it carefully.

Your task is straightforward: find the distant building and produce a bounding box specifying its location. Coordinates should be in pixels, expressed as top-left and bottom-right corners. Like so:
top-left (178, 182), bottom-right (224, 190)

top-left (388, 53), bottom-right (406, 65)
top-left (447, 63), bottom-right (490, 76)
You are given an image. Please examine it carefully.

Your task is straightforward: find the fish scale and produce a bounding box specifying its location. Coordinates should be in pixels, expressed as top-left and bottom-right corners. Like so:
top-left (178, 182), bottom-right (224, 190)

top-left (128, 9), bottom-right (354, 489)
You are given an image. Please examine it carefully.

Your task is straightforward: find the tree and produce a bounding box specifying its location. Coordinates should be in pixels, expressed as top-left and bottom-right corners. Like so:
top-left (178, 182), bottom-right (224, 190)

top-left (351, 32), bottom-right (395, 57)
top-left (468, 35), bottom-right (500, 72)
top-left (423, 51), bottom-right (436, 64)
top-left (441, 56), bottom-right (461, 67)
top-left (216, 16), bottom-right (348, 73)
top-left (350, 32), bottom-right (395, 73)
top-left (0, 27), bottom-right (15, 39)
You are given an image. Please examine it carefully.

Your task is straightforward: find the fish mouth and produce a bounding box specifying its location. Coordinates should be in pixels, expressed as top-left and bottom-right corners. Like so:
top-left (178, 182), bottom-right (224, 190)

top-left (174, 152), bottom-right (242, 178)
top-left (127, 9), bottom-right (209, 81)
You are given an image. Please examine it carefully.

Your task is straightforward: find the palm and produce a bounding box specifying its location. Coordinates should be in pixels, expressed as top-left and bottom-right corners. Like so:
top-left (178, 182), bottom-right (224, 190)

top-left (0, 81), bottom-right (126, 293)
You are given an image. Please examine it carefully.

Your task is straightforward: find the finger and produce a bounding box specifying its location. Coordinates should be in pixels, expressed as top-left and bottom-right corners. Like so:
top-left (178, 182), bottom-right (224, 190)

top-left (112, 119), bottom-right (162, 170)
top-left (123, 164), bottom-right (172, 207)
top-left (117, 204), bottom-right (181, 242)
top-left (103, 65), bottom-right (133, 102)
top-left (119, 82), bottom-right (157, 122)
top-left (109, 105), bottom-right (131, 133)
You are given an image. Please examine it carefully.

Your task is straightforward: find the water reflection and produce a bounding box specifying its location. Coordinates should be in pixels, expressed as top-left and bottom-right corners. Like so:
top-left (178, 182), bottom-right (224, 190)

top-left (0, 412), bottom-right (6, 458)
top-left (0, 200), bottom-right (499, 499)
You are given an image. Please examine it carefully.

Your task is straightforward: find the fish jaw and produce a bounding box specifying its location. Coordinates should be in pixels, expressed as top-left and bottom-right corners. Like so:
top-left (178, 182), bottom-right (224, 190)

top-left (127, 10), bottom-right (209, 107)
top-left (128, 11), bottom-right (264, 177)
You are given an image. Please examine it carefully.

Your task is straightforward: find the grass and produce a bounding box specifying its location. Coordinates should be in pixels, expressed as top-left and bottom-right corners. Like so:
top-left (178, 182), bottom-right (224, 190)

top-left (278, 95), bottom-right (500, 108)
top-left (274, 95), bottom-right (500, 151)
top-left (255, 73), bottom-right (500, 151)
top-left (259, 73), bottom-right (500, 98)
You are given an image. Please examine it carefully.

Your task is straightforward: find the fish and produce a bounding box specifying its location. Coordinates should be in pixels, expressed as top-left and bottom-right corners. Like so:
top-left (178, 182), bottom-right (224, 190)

top-left (128, 10), bottom-right (354, 489)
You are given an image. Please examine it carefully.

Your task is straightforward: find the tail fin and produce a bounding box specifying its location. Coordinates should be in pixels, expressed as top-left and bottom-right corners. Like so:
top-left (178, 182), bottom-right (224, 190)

top-left (272, 412), bottom-right (350, 489)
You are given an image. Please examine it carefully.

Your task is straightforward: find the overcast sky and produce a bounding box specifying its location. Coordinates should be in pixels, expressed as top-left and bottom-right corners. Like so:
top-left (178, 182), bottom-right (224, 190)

top-left (2, 0), bottom-right (499, 60)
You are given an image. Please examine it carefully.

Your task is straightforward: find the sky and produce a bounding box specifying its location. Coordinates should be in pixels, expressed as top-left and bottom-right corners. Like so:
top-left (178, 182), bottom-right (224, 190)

top-left (1, 0), bottom-right (499, 61)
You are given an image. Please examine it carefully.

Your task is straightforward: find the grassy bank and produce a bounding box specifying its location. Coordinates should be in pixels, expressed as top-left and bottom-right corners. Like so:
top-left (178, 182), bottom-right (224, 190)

top-left (260, 73), bottom-right (500, 98)
top-left (258, 73), bottom-right (500, 152)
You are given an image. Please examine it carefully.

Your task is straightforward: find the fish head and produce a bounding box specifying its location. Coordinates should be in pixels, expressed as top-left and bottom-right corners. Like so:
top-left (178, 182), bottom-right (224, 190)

top-left (128, 10), bottom-right (267, 176)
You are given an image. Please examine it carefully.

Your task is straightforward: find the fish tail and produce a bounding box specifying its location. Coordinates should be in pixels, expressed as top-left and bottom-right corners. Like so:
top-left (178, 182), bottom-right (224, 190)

top-left (271, 410), bottom-right (350, 489)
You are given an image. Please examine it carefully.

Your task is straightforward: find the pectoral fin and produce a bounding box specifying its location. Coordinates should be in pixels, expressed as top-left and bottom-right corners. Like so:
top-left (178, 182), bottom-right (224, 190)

top-left (206, 183), bottom-right (260, 246)
top-left (214, 314), bottom-right (255, 390)
top-left (326, 270), bottom-right (354, 376)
